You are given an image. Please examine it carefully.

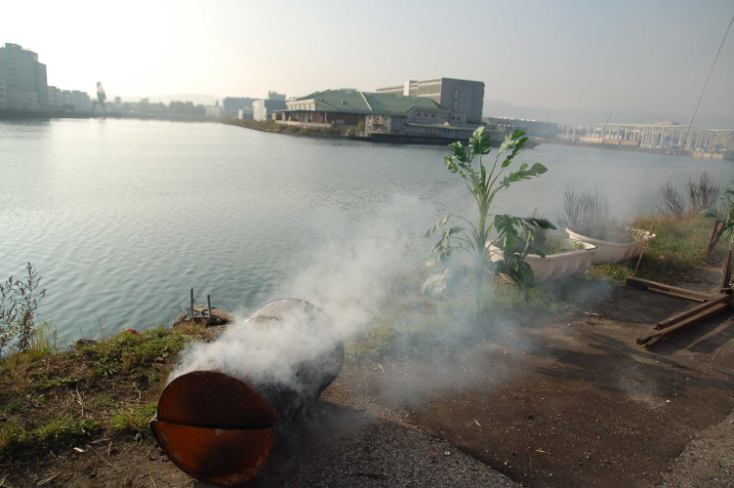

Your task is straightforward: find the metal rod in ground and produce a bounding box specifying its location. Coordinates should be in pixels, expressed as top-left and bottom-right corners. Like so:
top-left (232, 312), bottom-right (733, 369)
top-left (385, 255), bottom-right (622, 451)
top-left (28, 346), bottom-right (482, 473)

top-left (190, 288), bottom-right (194, 318)
top-left (207, 295), bottom-right (213, 322)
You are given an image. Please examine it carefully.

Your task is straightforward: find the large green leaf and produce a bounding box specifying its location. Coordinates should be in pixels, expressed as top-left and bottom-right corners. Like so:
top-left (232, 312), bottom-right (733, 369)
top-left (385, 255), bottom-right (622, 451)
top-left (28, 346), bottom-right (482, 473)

top-left (521, 216), bottom-right (557, 231)
top-left (500, 163), bottom-right (548, 188)
top-left (426, 226), bottom-right (465, 266)
top-left (501, 136), bottom-right (528, 168)
top-left (497, 130), bottom-right (526, 158)
top-left (425, 213), bottom-right (452, 238)
top-left (449, 141), bottom-right (472, 164)
top-left (469, 126), bottom-right (492, 155)
top-left (444, 155), bottom-right (459, 173)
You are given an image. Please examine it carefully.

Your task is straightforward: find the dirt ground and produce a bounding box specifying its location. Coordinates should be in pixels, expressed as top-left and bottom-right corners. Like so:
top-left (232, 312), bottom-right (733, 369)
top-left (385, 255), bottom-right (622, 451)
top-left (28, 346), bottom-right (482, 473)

top-left (2, 405), bottom-right (518, 488)
top-left (323, 272), bottom-right (734, 488)
top-left (3, 271), bottom-right (733, 488)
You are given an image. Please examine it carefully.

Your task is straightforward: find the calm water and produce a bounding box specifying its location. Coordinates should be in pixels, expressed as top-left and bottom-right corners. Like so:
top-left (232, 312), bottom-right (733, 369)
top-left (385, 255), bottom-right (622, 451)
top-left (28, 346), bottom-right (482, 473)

top-left (1, 118), bottom-right (731, 342)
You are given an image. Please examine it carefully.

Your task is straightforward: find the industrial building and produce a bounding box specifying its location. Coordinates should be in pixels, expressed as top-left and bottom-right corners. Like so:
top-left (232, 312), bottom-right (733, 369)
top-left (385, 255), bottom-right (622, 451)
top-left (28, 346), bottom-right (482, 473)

top-left (46, 86), bottom-right (91, 112)
top-left (0, 43), bottom-right (48, 110)
top-left (222, 97), bottom-right (256, 117)
top-left (581, 122), bottom-right (719, 151)
top-left (205, 101), bottom-right (222, 118)
top-left (253, 92), bottom-right (287, 121)
top-left (279, 88), bottom-right (479, 140)
top-left (482, 117), bottom-right (558, 140)
top-left (376, 78), bottom-right (485, 123)
top-left (47, 86), bottom-right (60, 108)
top-left (0, 80), bottom-right (6, 109)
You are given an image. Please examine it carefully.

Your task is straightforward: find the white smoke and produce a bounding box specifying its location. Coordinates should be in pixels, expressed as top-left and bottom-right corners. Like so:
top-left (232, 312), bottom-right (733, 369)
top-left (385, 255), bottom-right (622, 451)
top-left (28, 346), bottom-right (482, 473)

top-left (169, 195), bottom-right (435, 389)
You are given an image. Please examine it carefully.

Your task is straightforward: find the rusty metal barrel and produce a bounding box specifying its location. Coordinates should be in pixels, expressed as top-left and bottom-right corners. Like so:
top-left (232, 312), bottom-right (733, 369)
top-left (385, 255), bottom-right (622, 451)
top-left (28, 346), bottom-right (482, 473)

top-left (151, 299), bottom-right (343, 486)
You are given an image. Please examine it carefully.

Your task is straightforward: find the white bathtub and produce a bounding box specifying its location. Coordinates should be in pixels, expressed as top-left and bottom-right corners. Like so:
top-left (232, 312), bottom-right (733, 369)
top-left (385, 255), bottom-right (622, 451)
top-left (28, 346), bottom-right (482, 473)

top-left (488, 236), bottom-right (597, 283)
top-left (566, 228), bottom-right (655, 264)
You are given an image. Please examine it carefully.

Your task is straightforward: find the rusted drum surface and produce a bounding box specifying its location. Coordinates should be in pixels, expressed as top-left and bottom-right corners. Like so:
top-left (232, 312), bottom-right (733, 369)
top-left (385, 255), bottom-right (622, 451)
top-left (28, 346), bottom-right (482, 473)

top-left (151, 371), bottom-right (278, 486)
top-left (152, 299), bottom-right (344, 486)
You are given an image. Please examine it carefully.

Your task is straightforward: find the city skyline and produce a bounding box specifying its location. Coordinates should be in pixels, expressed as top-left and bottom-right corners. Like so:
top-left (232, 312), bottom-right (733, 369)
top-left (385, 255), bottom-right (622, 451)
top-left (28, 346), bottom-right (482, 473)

top-left (1, 0), bottom-right (733, 126)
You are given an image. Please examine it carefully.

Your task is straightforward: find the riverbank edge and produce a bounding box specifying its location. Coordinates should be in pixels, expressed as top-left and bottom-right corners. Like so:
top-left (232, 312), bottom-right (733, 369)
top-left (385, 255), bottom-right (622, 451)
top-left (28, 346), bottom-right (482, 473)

top-left (0, 108), bottom-right (210, 123)
top-left (544, 137), bottom-right (734, 160)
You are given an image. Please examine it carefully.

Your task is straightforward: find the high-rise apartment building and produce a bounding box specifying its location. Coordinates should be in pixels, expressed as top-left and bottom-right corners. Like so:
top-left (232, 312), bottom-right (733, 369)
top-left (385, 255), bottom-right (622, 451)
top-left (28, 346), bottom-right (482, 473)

top-left (0, 80), bottom-right (7, 109)
top-left (0, 43), bottom-right (48, 110)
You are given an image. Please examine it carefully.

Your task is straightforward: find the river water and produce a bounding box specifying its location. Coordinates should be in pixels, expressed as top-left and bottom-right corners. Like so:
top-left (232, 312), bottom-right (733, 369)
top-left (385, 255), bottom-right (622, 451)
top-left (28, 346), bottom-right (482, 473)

top-left (1, 118), bottom-right (731, 342)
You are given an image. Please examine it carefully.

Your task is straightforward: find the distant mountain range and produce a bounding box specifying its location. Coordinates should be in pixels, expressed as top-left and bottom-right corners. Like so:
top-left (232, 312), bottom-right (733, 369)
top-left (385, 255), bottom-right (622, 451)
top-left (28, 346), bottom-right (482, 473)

top-left (483, 99), bottom-right (734, 130)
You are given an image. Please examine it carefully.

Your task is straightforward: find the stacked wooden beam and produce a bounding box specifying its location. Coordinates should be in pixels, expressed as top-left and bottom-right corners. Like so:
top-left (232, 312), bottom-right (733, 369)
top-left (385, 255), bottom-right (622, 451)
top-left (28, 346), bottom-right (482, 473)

top-left (631, 243), bottom-right (733, 348)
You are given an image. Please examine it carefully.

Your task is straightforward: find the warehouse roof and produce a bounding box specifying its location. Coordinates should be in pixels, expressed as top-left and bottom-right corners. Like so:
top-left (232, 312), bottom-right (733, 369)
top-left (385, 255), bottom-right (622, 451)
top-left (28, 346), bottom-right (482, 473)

top-left (293, 89), bottom-right (447, 114)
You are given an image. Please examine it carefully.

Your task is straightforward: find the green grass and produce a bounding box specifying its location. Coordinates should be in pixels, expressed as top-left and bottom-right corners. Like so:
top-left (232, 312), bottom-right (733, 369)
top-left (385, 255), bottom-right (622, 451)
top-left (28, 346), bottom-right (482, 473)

top-left (585, 214), bottom-right (729, 284)
top-left (349, 280), bottom-right (577, 361)
top-left (584, 263), bottom-right (633, 283)
top-left (34, 376), bottom-right (77, 391)
top-left (0, 401), bottom-right (27, 415)
top-left (109, 403), bottom-right (157, 439)
top-left (221, 118), bottom-right (344, 137)
top-left (76, 326), bottom-right (201, 377)
top-left (0, 417), bottom-right (99, 457)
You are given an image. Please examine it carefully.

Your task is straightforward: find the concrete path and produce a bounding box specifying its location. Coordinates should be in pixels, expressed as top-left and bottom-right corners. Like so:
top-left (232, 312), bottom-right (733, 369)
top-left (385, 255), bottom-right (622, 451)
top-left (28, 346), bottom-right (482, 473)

top-left (196, 402), bottom-right (518, 488)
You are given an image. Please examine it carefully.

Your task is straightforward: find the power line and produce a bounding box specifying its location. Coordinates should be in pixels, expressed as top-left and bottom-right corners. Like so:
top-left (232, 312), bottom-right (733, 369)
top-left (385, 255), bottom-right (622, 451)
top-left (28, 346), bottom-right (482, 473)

top-left (633, 13), bottom-right (734, 276)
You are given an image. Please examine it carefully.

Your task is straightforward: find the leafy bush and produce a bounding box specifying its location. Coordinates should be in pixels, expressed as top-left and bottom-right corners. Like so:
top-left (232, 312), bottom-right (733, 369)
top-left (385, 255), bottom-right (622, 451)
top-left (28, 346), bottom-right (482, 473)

top-left (425, 127), bottom-right (554, 315)
top-left (0, 263), bottom-right (47, 357)
top-left (701, 178), bottom-right (734, 254)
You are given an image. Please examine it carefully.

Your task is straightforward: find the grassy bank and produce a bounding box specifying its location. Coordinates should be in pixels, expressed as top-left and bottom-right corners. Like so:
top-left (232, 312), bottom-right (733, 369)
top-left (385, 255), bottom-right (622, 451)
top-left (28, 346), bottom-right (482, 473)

top-left (0, 325), bottom-right (215, 460)
top-left (584, 212), bottom-right (728, 284)
top-left (1, 212), bottom-right (724, 462)
top-left (221, 117), bottom-right (344, 137)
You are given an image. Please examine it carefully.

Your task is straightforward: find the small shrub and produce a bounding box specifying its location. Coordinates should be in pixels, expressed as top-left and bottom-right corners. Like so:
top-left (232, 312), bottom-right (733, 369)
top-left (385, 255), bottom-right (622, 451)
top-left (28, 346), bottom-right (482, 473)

top-left (662, 182), bottom-right (686, 218)
top-left (557, 188), bottom-right (634, 242)
top-left (0, 263), bottom-right (47, 357)
top-left (109, 403), bottom-right (157, 439)
top-left (687, 171), bottom-right (719, 211)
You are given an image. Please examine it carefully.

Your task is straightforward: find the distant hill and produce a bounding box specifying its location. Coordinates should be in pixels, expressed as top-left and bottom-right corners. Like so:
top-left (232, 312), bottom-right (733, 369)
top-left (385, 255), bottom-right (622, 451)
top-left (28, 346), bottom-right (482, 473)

top-left (120, 94), bottom-right (222, 106)
top-left (483, 99), bottom-right (734, 130)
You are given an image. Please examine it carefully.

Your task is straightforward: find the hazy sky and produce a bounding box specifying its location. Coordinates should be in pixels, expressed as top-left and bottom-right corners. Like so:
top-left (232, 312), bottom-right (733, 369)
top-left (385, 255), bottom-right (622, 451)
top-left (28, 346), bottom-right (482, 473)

top-left (2, 0), bottom-right (733, 119)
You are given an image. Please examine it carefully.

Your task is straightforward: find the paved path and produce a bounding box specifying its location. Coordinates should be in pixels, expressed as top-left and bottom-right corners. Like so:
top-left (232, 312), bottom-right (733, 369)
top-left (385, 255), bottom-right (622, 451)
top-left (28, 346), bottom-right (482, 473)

top-left (196, 402), bottom-right (518, 488)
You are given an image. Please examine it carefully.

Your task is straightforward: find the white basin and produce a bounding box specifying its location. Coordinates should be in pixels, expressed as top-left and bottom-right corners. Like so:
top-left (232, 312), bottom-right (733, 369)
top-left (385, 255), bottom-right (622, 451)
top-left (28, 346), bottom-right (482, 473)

top-left (566, 228), bottom-right (655, 264)
top-left (488, 236), bottom-right (597, 283)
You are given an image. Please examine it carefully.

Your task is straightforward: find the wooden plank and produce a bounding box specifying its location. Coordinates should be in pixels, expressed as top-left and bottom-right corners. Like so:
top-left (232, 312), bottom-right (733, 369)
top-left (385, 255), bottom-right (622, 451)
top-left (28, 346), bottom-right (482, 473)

top-left (720, 244), bottom-right (732, 292)
top-left (193, 305), bottom-right (232, 322)
top-left (638, 301), bottom-right (730, 346)
top-left (654, 294), bottom-right (731, 330)
top-left (625, 277), bottom-right (713, 303)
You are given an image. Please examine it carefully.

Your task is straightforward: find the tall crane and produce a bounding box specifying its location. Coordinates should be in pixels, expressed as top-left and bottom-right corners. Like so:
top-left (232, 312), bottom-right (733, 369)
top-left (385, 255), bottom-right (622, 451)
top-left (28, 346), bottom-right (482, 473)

top-left (91, 82), bottom-right (107, 113)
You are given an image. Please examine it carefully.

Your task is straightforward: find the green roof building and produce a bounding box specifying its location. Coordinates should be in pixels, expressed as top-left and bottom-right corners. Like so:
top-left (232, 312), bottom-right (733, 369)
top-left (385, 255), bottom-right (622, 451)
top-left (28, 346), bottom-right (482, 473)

top-left (279, 88), bottom-right (495, 142)
top-left (282, 89), bottom-right (456, 126)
